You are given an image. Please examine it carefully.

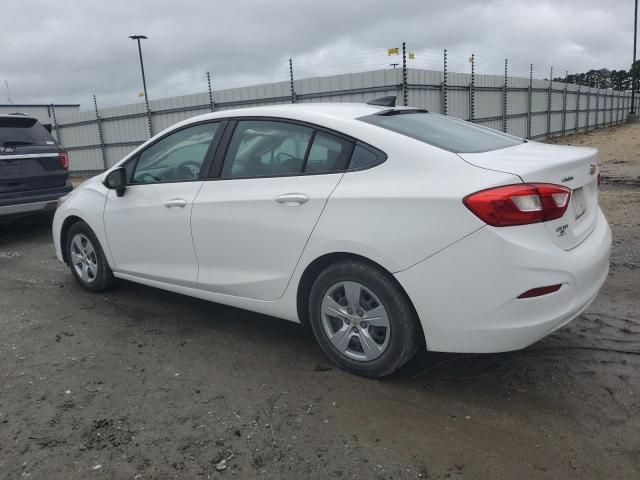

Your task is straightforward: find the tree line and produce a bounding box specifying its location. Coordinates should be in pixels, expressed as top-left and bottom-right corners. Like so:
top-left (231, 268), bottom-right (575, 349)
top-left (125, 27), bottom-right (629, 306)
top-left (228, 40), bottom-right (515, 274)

top-left (553, 60), bottom-right (639, 90)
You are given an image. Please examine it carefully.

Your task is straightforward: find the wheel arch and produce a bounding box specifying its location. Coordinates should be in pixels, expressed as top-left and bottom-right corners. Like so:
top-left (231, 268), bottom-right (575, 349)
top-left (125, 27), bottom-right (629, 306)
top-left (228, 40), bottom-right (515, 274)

top-left (295, 252), bottom-right (425, 345)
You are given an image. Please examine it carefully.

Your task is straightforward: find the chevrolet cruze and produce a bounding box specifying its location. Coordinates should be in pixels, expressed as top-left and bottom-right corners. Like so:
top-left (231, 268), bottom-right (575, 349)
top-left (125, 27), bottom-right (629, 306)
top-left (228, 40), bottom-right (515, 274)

top-left (53, 99), bottom-right (611, 377)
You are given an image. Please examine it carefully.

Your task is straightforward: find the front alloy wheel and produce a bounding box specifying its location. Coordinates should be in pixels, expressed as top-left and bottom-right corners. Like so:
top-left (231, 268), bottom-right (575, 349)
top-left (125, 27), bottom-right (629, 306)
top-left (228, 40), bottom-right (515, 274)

top-left (70, 233), bottom-right (98, 284)
top-left (65, 221), bottom-right (115, 292)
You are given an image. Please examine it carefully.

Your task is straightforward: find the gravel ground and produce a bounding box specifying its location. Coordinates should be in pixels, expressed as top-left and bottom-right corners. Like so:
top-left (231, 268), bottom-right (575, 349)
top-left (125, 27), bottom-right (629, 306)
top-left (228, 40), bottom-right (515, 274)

top-left (1, 124), bottom-right (639, 479)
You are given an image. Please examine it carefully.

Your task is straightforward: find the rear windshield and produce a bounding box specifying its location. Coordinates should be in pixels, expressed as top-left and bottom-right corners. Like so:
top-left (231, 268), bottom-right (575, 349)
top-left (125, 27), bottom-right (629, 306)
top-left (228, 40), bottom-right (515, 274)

top-left (358, 111), bottom-right (523, 153)
top-left (0, 116), bottom-right (56, 147)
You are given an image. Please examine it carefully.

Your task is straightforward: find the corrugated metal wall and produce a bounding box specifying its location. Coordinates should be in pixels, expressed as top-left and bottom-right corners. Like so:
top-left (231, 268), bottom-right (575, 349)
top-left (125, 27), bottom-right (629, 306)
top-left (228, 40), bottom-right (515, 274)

top-left (54, 68), bottom-right (634, 174)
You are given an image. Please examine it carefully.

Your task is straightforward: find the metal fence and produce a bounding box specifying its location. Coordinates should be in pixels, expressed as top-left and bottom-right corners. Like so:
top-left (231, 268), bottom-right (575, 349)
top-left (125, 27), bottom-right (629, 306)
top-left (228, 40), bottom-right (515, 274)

top-left (54, 60), bottom-right (634, 175)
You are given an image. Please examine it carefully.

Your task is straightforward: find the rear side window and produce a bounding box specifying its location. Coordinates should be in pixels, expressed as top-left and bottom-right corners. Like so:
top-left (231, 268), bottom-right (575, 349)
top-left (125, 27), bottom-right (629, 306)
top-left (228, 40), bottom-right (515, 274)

top-left (0, 116), bottom-right (56, 147)
top-left (305, 132), bottom-right (353, 173)
top-left (349, 143), bottom-right (386, 170)
top-left (222, 120), bottom-right (314, 178)
top-left (358, 112), bottom-right (523, 153)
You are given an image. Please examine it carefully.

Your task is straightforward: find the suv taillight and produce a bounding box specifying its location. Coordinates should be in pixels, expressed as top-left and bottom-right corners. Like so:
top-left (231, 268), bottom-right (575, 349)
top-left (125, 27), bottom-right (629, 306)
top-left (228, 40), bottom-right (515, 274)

top-left (59, 149), bottom-right (69, 170)
top-left (463, 183), bottom-right (571, 227)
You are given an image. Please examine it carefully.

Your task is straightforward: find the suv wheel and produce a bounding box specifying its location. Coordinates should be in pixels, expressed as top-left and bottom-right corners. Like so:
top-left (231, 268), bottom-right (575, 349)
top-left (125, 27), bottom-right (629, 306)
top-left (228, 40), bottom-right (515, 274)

top-left (308, 260), bottom-right (421, 377)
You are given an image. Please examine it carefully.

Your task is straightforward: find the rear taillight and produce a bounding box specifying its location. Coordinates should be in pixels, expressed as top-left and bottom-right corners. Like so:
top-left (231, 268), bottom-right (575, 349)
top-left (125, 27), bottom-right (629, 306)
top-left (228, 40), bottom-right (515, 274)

top-left (597, 172), bottom-right (601, 188)
top-left (59, 149), bottom-right (69, 170)
top-left (463, 183), bottom-right (571, 227)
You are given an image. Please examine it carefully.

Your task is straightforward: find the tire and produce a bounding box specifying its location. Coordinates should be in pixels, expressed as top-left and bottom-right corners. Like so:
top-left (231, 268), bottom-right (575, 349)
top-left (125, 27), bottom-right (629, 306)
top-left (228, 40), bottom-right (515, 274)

top-left (65, 221), bottom-right (115, 292)
top-left (308, 260), bottom-right (421, 378)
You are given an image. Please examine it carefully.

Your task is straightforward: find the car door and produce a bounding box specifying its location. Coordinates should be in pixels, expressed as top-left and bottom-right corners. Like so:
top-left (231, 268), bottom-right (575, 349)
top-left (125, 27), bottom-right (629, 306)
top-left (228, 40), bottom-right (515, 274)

top-left (191, 119), bottom-right (354, 300)
top-left (103, 121), bottom-right (223, 285)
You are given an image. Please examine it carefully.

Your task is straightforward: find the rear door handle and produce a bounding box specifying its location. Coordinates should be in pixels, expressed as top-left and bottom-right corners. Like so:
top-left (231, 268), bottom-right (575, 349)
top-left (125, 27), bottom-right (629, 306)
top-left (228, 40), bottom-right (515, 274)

top-left (164, 198), bottom-right (187, 208)
top-left (275, 193), bottom-right (309, 206)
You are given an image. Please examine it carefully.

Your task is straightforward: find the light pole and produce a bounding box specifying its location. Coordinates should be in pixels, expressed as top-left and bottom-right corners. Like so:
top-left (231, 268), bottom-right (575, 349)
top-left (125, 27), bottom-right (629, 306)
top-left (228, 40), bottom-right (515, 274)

top-left (629, 0), bottom-right (638, 121)
top-left (129, 34), bottom-right (153, 136)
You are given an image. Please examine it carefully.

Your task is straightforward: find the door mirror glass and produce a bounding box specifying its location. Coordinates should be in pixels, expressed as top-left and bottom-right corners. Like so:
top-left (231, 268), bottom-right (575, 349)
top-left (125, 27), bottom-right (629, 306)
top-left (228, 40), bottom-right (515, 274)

top-left (103, 167), bottom-right (127, 196)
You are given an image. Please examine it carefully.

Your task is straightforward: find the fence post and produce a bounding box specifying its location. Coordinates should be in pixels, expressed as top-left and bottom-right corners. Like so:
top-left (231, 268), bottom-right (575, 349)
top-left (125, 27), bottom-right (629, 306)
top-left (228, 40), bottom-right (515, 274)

top-left (469, 53), bottom-right (475, 122)
top-left (93, 94), bottom-right (107, 171)
top-left (561, 71), bottom-right (568, 136)
top-left (609, 90), bottom-right (614, 126)
top-left (441, 49), bottom-right (448, 115)
top-left (289, 58), bottom-right (296, 104)
top-left (586, 81), bottom-right (591, 131)
top-left (595, 86), bottom-right (600, 128)
top-left (206, 72), bottom-right (215, 112)
top-left (617, 90), bottom-right (622, 123)
top-left (526, 63), bottom-right (532, 139)
top-left (502, 58), bottom-right (508, 133)
top-left (575, 82), bottom-right (580, 134)
top-left (402, 41), bottom-right (408, 106)
top-left (50, 104), bottom-right (62, 145)
top-left (546, 67), bottom-right (553, 137)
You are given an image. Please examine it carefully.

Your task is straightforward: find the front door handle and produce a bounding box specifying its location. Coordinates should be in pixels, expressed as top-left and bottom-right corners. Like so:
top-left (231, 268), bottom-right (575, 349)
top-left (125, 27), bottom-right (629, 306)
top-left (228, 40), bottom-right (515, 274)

top-left (275, 193), bottom-right (309, 206)
top-left (164, 198), bottom-right (187, 208)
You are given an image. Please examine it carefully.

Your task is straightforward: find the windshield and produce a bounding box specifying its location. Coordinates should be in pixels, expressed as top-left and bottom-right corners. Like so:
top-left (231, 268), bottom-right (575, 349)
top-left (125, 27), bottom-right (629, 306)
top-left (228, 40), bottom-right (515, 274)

top-left (0, 116), bottom-right (56, 147)
top-left (358, 111), bottom-right (523, 153)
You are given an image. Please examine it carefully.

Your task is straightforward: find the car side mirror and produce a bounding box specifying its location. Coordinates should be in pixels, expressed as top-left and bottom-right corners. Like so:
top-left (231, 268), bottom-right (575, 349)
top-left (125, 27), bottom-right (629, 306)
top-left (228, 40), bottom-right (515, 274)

top-left (103, 167), bottom-right (127, 197)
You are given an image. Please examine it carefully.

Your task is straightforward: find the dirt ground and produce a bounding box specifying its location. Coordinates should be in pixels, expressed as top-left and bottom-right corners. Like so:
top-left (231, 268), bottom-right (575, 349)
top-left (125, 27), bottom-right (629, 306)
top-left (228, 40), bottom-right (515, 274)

top-left (1, 124), bottom-right (638, 479)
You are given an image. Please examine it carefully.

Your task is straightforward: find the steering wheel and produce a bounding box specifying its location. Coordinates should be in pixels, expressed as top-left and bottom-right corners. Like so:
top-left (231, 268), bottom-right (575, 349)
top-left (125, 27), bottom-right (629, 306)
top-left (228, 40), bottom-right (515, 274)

top-left (273, 151), bottom-right (295, 165)
top-left (175, 160), bottom-right (201, 179)
top-left (137, 172), bottom-right (162, 183)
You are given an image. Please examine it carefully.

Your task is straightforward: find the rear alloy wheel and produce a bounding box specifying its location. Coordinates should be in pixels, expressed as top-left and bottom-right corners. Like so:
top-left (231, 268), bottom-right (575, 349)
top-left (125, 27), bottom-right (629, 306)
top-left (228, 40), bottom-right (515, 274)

top-left (66, 221), bottom-right (115, 292)
top-left (309, 260), bottom-right (421, 377)
top-left (321, 281), bottom-right (391, 362)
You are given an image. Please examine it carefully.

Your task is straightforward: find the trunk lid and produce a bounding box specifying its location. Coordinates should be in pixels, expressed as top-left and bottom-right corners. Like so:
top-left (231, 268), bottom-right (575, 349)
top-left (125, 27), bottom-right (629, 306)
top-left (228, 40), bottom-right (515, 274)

top-left (459, 141), bottom-right (599, 250)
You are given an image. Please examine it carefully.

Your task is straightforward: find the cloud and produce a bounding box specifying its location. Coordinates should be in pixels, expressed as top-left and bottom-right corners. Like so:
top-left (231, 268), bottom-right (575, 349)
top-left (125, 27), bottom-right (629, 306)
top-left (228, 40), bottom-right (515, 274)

top-left (1, 0), bottom-right (636, 109)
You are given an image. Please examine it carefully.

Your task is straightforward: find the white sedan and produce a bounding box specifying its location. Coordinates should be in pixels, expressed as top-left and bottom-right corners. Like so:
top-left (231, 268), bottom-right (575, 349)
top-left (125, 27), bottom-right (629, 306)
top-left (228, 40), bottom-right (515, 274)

top-left (53, 100), bottom-right (611, 377)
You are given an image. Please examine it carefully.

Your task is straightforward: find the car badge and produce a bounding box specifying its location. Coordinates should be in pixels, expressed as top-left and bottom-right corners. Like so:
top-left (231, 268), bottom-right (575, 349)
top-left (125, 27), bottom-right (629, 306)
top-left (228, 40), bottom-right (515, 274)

top-left (0, 146), bottom-right (16, 154)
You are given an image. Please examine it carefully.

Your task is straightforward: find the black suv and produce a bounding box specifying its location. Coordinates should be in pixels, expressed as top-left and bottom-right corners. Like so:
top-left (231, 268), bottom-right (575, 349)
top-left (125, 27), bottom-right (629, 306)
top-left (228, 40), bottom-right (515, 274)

top-left (0, 114), bottom-right (72, 221)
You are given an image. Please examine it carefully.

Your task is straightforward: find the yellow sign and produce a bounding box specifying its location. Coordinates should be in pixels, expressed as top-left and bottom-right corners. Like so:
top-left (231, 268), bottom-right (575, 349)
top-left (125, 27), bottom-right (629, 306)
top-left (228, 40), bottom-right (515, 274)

top-left (387, 47), bottom-right (399, 56)
top-left (138, 92), bottom-right (145, 97)
top-left (408, 51), bottom-right (415, 60)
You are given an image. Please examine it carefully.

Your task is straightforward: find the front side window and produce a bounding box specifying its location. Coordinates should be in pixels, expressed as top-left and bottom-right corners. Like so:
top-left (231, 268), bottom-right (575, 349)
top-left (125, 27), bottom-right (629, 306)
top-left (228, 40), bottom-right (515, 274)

top-left (222, 120), bottom-right (313, 178)
top-left (131, 122), bottom-right (219, 184)
top-left (359, 111), bottom-right (523, 153)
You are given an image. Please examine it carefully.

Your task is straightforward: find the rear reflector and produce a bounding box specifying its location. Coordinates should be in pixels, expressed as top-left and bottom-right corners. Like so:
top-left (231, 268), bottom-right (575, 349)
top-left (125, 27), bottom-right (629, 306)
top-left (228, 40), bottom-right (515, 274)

top-left (59, 149), bottom-right (69, 170)
top-left (463, 183), bottom-right (571, 227)
top-left (517, 284), bottom-right (562, 299)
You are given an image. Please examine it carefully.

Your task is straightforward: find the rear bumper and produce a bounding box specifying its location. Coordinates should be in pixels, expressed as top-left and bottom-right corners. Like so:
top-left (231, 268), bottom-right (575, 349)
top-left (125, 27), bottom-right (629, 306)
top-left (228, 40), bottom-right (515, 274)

top-left (395, 208), bottom-right (612, 353)
top-left (0, 183), bottom-right (72, 217)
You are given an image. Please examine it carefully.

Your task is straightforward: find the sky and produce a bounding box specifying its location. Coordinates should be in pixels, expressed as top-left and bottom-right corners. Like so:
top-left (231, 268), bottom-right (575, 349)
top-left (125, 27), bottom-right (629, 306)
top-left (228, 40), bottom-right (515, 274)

top-left (2, 0), bottom-right (637, 110)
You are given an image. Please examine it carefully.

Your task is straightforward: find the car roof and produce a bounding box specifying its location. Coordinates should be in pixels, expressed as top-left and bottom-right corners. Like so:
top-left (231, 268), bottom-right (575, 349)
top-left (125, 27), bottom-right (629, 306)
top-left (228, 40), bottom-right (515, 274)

top-left (185, 103), bottom-right (417, 124)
